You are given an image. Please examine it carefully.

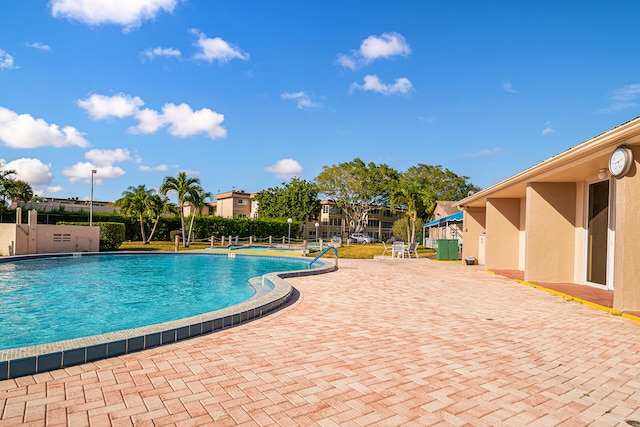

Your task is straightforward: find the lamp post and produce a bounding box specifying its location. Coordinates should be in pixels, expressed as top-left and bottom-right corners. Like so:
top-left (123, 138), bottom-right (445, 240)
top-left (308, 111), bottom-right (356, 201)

top-left (89, 169), bottom-right (97, 226)
top-left (315, 222), bottom-right (319, 243)
top-left (287, 218), bottom-right (292, 249)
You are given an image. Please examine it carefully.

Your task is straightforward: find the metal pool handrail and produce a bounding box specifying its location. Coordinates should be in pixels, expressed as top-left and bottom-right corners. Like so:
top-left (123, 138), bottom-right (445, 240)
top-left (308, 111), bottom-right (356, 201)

top-left (308, 245), bottom-right (338, 268)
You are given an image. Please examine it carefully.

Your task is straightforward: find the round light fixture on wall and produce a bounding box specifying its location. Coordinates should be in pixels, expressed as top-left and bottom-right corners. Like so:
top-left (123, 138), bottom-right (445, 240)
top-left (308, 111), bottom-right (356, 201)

top-left (608, 145), bottom-right (633, 179)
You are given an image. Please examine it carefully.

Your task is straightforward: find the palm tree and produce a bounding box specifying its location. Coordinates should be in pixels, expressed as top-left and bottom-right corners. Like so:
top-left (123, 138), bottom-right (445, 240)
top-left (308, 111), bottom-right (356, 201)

top-left (145, 193), bottom-right (173, 244)
top-left (6, 180), bottom-right (34, 204)
top-left (390, 181), bottom-right (435, 243)
top-left (185, 189), bottom-right (211, 247)
top-left (159, 172), bottom-right (205, 248)
top-left (116, 185), bottom-right (155, 244)
top-left (0, 170), bottom-right (16, 211)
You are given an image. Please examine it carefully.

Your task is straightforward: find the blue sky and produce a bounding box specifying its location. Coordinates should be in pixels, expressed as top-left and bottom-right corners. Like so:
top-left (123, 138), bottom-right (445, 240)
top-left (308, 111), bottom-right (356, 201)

top-left (1, 1), bottom-right (640, 203)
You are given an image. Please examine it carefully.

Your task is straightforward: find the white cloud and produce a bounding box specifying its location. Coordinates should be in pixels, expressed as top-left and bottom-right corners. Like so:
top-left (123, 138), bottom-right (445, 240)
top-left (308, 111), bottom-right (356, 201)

top-left (0, 106), bottom-right (89, 148)
top-left (162, 103), bottom-right (227, 139)
top-left (265, 158), bottom-right (303, 179)
top-left (139, 164), bottom-right (172, 172)
top-left (336, 54), bottom-right (356, 71)
top-left (62, 162), bottom-right (125, 184)
top-left (337, 32), bottom-right (410, 70)
top-left (85, 148), bottom-right (131, 166)
top-left (0, 158), bottom-right (54, 185)
top-left (601, 84), bottom-right (640, 113)
top-left (503, 81), bottom-right (517, 93)
top-left (542, 121), bottom-right (554, 135)
top-left (27, 42), bottom-right (51, 52)
top-left (46, 185), bottom-right (65, 194)
top-left (457, 147), bottom-right (502, 158)
top-left (191, 29), bottom-right (249, 63)
top-left (281, 91), bottom-right (318, 109)
top-left (350, 75), bottom-right (413, 96)
top-left (77, 93), bottom-right (144, 119)
top-left (141, 46), bottom-right (181, 61)
top-left (50, 0), bottom-right (178, 32)
top-left (0, 49), bottom-right (16, 70)
top-left (130, 108), bottom-right (165, 133)
top-left (79, 93), bottom-right (227, 140)
top-left (360, 32), bottom-right (411, 61)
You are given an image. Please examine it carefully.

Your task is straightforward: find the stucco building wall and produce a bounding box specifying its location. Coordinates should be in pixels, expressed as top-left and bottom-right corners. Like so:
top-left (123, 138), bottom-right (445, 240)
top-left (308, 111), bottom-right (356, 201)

top-left (485, 198), bottom-right (521, 270)
top-left (613, 145), bottom-right (640, 310)
top-left (524, 182), bottom-right (576, 283)
top-left (0, 211), bottom-right (99, 256)
top-left (455, 116), bottom-right (640, 311)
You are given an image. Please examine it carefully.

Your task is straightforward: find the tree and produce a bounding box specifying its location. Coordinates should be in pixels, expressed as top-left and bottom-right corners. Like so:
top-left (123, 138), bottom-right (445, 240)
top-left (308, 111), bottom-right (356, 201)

top-left (316, 158), bottom-right (399, 233)
top-left (116, 185), bottom-right (154, 244)
top-left (6, 179), bottom-right (34, 204)
top-left (159, 172), bottom-right (206, 248)
top-left (0, 170), bottom-right (16, 212)
top-left (403, 164), bottom-right (481, 207)
top-left (254, 178), bottom-right (321, 223)
top-left (390, 179), bottom-right (435, 243)
top-left (185, 188), bottom-right (211, 246)
top-left (145, 193), bottom-right (173, 243)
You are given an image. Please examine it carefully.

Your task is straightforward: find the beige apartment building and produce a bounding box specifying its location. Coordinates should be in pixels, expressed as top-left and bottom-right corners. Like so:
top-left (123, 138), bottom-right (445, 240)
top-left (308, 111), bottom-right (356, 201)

top-left (207, 190), bottom-right (253, 219)
top-left (455, 117), bottom-right (640, 312)
top-left (210, 191), bottom-right (404, 242)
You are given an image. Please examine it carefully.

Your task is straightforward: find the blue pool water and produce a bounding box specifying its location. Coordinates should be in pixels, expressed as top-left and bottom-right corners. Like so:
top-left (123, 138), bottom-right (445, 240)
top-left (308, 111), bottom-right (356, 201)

top-left (0, 253), bottom-right (310, 350)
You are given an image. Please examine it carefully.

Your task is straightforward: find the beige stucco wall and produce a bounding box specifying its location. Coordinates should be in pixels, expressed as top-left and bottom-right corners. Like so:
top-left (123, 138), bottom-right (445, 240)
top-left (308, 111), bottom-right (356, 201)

top-left (35, 224), bottom-right (100, 253)
top-left (613, 146), bottom-right (640, 311)
top-left (0, 222), bottom-right (99, 256)
top-left (0, 224), bottom-right (20, 256)
top-left (461, 207), bottom-right (486, 263)
top-left (485, 198), bottom-right (521, 270)
top-left (524, 183), bottom-right (576, 283)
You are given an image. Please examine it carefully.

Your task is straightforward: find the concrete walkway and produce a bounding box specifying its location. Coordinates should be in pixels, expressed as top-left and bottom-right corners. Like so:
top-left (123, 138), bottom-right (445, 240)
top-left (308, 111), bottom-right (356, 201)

top-left (2, 258), bottom-right (640, 426)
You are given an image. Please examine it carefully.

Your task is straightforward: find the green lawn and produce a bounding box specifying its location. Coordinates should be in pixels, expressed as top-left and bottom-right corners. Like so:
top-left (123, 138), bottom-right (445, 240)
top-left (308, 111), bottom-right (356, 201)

top-left (118, 241), bottom-right (435, 259)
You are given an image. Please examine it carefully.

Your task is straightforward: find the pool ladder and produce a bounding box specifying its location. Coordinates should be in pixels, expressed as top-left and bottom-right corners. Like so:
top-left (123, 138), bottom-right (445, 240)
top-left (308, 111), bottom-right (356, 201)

top-left (308, 245), bottom-right (338, 268)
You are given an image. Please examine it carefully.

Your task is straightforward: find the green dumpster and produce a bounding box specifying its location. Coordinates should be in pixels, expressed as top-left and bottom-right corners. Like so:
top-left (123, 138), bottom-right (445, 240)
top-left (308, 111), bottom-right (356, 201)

top-left (436, 239), bottom-right (459, 260)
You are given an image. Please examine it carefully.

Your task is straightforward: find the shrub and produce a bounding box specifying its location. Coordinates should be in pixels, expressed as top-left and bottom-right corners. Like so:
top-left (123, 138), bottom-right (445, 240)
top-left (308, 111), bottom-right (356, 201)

top-left (97, 222), bottom-right (126, 251)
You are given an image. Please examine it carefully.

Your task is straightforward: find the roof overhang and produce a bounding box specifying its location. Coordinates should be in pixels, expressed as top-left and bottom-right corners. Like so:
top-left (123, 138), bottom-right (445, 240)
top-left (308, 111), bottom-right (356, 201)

top-left (454, 116), bottom-right (640, 209)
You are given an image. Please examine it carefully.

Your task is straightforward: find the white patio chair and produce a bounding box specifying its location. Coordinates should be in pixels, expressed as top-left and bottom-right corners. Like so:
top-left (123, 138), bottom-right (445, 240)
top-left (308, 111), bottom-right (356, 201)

top-left (404, 242), bottom-right (419, 259)
top-left (381, 241), bottom-right (392, 256)
top-left (392, 241), bottom-right (405, 258)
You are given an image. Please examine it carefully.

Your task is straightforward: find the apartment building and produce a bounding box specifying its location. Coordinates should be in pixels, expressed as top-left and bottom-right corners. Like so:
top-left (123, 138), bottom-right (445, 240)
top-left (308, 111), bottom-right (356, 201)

top-left (209, 190), bottom-right (253, 219)
top-left (209, 191), bottom-right (405, 242)
top-left (305, 200), bottom-right (405, 243)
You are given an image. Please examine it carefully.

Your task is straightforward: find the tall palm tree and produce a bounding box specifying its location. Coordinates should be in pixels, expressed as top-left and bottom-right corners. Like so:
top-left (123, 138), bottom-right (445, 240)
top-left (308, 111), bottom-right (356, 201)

top-left (390, 181), bottom-right (435, 243)
top-left (159, 172), bottom-right (204, 248)
top-left (116, 185), bottom-right (155, 244)
top-left (185, 189), bottom-right (211, 247)
top-left (145, 193), bottom-right (173, 244)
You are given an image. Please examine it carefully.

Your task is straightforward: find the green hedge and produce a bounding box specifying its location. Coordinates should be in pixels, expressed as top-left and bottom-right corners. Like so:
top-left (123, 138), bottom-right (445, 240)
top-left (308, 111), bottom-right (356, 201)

top-left (26, 211), bottom-right (298, 242)
top-left (58, 221), bottom-right (125, 251)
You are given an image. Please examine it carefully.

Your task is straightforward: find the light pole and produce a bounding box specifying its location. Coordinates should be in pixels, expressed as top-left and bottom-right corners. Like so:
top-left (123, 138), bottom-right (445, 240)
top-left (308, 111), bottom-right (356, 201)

top-left (89, 169), bottom-right (97, 226)
top-left (287, 218), bottom-right (292, 249)
top-left (315, 222), bottom-right (319, 243)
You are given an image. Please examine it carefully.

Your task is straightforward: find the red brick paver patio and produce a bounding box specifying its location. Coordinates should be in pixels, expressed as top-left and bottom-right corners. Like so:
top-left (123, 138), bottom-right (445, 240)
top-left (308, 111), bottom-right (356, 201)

top-left (2, 258), bottom-right (640, 426)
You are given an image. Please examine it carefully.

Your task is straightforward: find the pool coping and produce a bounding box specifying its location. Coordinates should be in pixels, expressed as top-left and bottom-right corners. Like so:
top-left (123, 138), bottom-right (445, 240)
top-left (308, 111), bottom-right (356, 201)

top-left (0, 251), bottom-right (337, 379)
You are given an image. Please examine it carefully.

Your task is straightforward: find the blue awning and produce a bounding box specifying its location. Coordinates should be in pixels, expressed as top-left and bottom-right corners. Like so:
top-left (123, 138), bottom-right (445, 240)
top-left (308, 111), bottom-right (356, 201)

top-left (424, 211), bottom-right (463, 228)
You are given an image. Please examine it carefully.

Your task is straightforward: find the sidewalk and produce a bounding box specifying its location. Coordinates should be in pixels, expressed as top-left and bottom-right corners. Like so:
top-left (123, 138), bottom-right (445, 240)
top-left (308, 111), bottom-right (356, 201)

top-left (2, 258), bottom-right (640, 426)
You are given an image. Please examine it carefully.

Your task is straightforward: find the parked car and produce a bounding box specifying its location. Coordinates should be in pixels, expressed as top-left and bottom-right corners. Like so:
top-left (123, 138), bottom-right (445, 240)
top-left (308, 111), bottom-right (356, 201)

top-left (331, 234), bottom-right (357, 244)
top-left (350, 233), bottom-right (375, 244)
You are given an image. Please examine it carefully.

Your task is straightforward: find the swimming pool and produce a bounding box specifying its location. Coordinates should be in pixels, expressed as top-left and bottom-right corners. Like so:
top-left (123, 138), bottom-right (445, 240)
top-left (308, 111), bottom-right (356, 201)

top-left (0, 252), bottom-right (336, 379)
